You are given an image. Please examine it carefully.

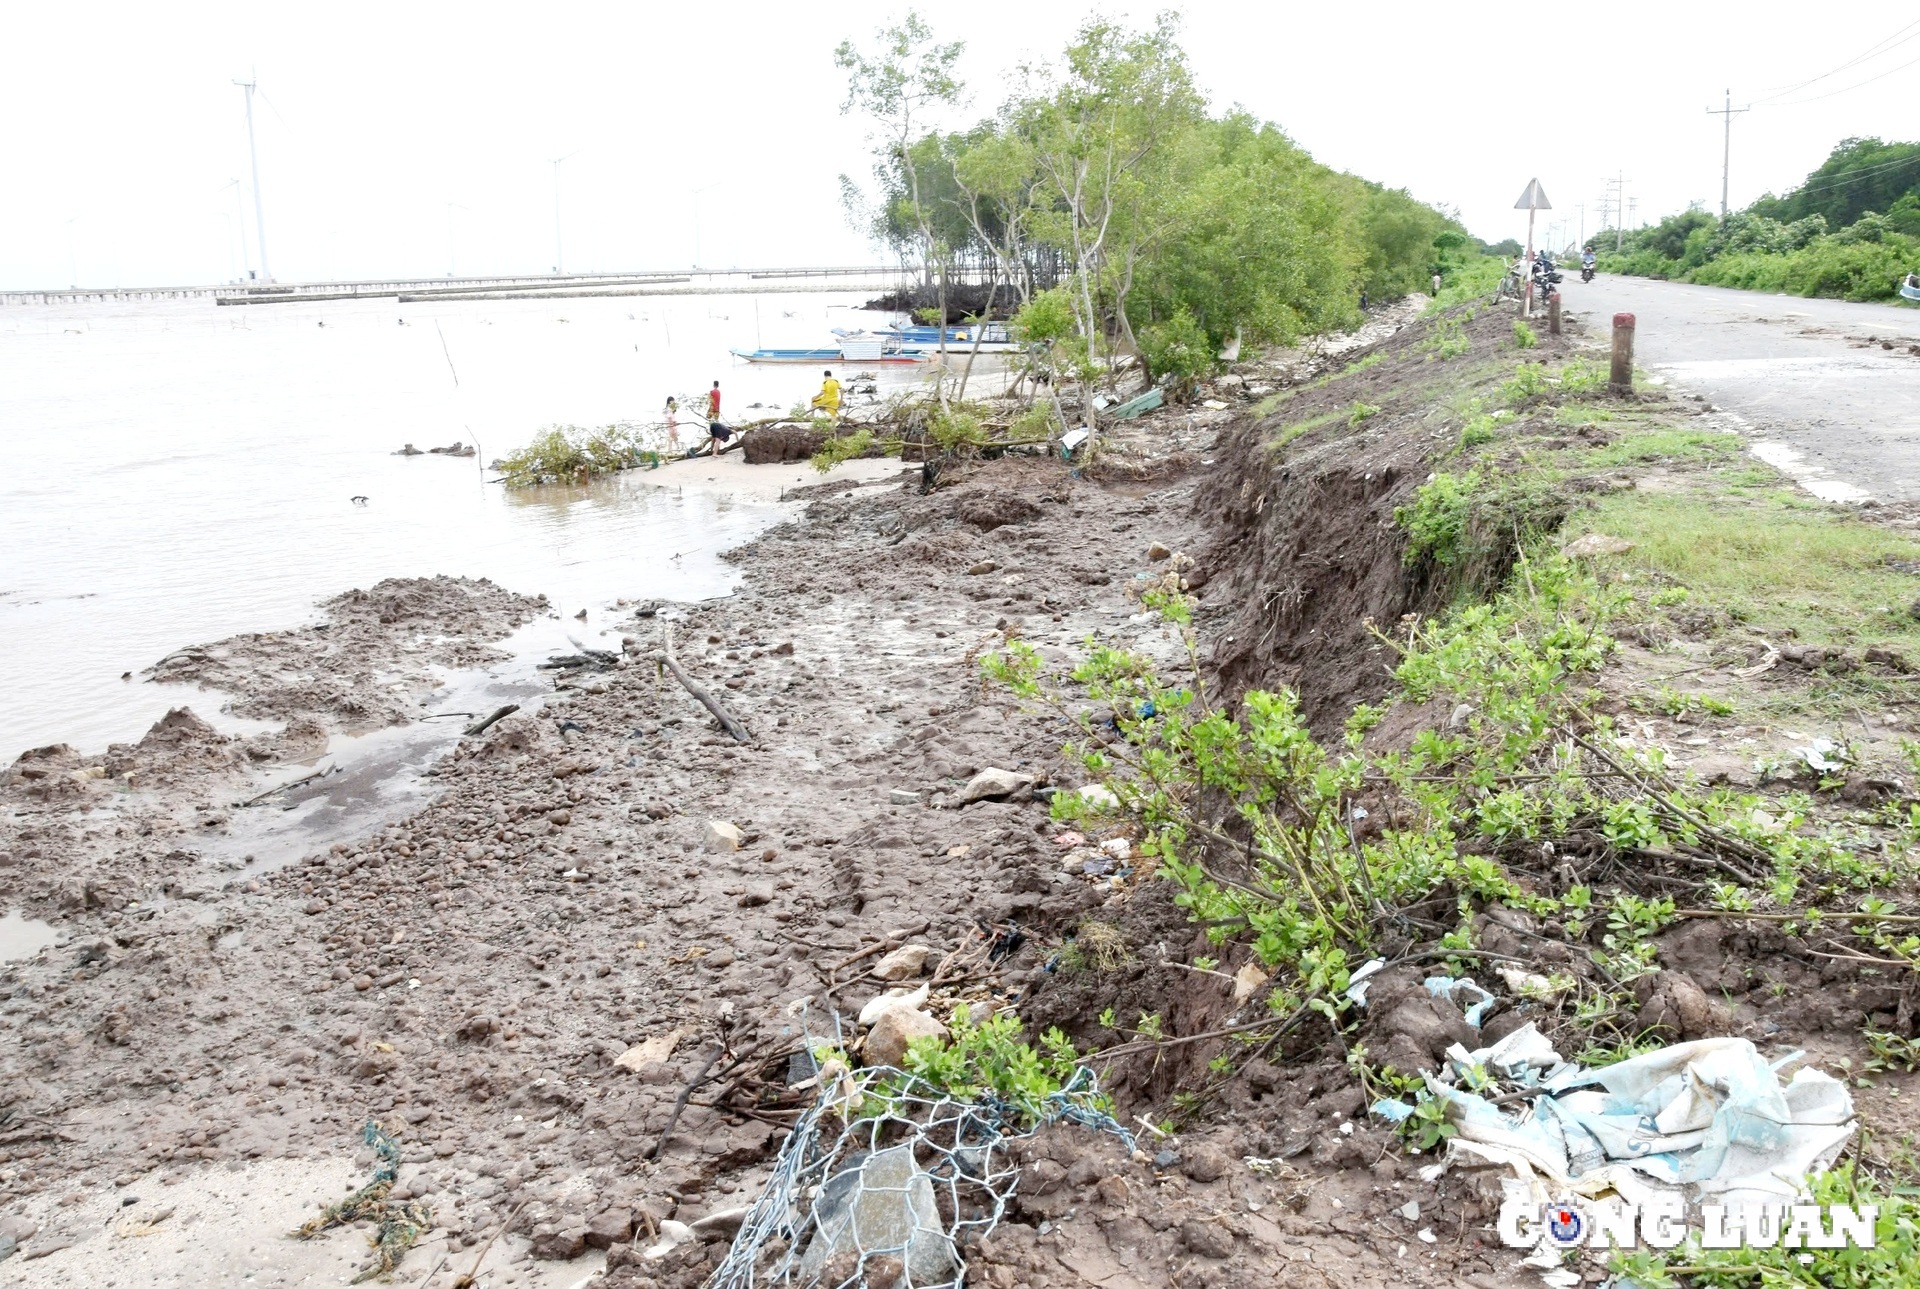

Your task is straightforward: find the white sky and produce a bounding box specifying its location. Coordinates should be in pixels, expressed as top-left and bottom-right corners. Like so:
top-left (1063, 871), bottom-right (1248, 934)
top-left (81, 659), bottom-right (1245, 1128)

top-left (4, 2), bottom-right (1916, 288)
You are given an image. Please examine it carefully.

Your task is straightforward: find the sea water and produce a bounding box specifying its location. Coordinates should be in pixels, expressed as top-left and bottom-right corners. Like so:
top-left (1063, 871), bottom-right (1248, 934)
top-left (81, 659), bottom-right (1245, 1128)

top-left (0, 288), bottom-right (921, 759)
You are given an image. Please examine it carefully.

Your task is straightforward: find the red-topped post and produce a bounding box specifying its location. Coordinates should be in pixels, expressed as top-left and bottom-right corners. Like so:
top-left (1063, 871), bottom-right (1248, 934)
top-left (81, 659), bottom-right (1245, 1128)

top-left (1610, 313), bottom-right (1636, 393)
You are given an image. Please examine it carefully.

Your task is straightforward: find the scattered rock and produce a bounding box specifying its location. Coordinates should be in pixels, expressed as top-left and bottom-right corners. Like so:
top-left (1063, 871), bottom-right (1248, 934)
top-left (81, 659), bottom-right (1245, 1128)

top-left (585, 1209), bottom-right (634, 1249)
top-left (1635, 970), bottom-right (1722, 1041)
top-left (872, 944), bottom-right (931, 981)
top-left (864, 1007), bottom-right (947, 1068)
top-left (959, 767), bottom-right (1032, 804)
top-left (615, 1029), bottom-right (683, 1072)
top-left (966, 560), bottom-right (998, 576)
top-left (738, 881), bottom-right (774, 908)
top-left (22, 1236), bottom-right (76, 1261)
top-left (1180, 1219), bottom-right (1235, 1259)
top-left (1180, 1143), bottom-right (1234, 1183)
top-left (888, 788), bottom-right (921, 805)
top-left (1560, 533), bottom-right (1635, 559)
top-left (1077, 783), bottom-right (1119, 810)
top-left (704, 820), bottom-right (744, 852)
top-left (1147, 541), bottom-right (1172, 561)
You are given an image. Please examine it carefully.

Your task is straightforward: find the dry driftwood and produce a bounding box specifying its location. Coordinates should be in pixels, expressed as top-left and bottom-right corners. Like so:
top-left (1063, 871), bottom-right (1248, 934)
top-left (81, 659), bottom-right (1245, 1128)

top-left (652, 654), bottom-right (752, 743)
top-left (463, 704), bottom-right (519, 737)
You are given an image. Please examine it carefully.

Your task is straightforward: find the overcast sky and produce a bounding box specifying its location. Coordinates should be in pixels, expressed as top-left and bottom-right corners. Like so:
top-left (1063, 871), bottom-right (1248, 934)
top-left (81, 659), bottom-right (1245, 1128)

top-left (4, 3), bottom-right (1916, 288)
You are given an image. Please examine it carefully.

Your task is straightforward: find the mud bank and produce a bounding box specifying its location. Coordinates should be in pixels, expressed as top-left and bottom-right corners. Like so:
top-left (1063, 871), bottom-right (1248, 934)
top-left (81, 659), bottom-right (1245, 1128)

top-left (5, 298), bottom-right (1918, 1288)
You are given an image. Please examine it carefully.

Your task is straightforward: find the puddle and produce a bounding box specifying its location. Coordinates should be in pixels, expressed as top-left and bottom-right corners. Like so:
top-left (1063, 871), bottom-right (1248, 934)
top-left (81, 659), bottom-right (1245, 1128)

top-left (193, 604), bottom-right (672, 874)
top-left (1749, 439), bottom-right (1873, 503)
top-left (0, 909), bottom-right (59, 962)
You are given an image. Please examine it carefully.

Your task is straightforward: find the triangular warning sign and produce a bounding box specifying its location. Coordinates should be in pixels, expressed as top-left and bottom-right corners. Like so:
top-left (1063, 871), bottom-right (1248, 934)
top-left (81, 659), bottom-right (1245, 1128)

top-left (1514, 179), bottom-right (1552, 211)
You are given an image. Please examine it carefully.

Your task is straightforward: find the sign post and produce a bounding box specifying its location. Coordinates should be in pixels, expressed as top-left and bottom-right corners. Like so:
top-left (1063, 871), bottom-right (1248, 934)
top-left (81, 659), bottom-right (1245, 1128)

top-left (1514, 179), bottom-right (1552, 317)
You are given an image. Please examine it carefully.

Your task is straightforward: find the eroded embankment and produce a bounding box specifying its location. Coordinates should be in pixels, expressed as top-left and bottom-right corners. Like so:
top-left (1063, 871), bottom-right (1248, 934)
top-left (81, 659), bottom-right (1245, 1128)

top-left (5, 299), bottom-right (1920, 1289)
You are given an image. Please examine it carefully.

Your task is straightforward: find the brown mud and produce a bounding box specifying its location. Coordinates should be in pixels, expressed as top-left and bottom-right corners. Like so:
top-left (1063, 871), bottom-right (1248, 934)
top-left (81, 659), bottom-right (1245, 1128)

top-left (3, 301), bottom-right (1918, 1288)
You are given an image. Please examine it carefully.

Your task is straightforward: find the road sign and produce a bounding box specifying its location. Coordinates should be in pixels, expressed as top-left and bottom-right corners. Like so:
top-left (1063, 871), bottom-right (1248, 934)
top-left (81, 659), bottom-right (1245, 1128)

top-left (1514, 179), bottom-right (1552, 211)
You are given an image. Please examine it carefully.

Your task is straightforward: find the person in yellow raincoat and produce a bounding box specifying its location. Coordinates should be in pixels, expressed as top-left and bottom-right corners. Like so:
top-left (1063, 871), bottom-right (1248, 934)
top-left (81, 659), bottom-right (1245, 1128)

top-left (810, 369), bottom-right (842, 420)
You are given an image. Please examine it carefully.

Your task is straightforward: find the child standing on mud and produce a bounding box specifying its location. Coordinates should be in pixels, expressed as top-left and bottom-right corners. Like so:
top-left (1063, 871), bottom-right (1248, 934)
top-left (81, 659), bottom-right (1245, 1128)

top-left (664, 396), bottom-right (680, 451)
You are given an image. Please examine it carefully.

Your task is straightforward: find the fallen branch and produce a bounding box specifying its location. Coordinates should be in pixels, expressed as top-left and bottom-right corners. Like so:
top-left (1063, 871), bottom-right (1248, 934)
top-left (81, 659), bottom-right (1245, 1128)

top-left (653, 654), bottom-right (752, 743)
top-left (651, 1044), bottom-right (726, 1161)
top-left (463, 704), bottom-right (519, 737)
top-left (238, 763), bottom-right (334, 807)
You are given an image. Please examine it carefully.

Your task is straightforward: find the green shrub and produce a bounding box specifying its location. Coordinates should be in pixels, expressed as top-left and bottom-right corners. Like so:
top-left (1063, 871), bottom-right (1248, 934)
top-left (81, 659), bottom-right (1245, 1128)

top-left (1138, 306), bottom-right (1217, 399)
top-left (1512, 320), bottom-right (1537, 349)
top-left (1348, 400), bottom-right (1380, 427)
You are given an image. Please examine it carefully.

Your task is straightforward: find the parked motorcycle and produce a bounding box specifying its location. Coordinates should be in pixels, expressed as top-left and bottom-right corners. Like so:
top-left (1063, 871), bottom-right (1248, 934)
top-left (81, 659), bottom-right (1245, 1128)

top-left (1531, 253), bottom-right (1563, 299)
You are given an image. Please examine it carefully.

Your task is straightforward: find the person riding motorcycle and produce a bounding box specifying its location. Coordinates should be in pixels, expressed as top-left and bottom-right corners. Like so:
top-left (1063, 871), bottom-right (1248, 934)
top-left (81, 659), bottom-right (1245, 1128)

top-left (1580, 247), bottom-right (1597, 283)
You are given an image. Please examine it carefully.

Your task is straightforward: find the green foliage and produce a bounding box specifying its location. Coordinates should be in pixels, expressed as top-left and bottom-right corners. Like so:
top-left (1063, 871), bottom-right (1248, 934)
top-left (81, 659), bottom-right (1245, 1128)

top-left (1347, 400), bottom-right (1380, 427)
top-left (1499, 363), bottom-right (1552, 405)
top-left (930, 407), bottom-right (987, 452)
top-left (1511, 320), bottom-right (1537, 349)
top-left (1426, 315), bottom-right (1470, 359)
top-left (1611, 1161), bottom-right (1920, 1288)
top-left (1137, 306), bottom-right (1216, 395)
top-left (1394, 467), bottom-right (1567, 580)
top-left (1604, 139), bottom-right (1920, 303)
top-left (496, 424), bottom-right (653, 487)
top-left (809, 427), bottom-right (876, 474)
top-left (1012, 287), bottom-right (1078, 347)
top-left (904, 1007), bottom-right (1097, 1125)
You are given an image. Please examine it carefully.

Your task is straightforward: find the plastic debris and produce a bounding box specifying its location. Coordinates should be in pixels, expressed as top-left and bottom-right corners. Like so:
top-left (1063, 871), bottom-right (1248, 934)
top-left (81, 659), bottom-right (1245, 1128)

top-left (1344, 957), bottom-right (1387, 1006)
top-left (1380, 1026), bottom-right (1855, 1214)
top-left (1795, 739), bottom-right (1846, 774)
top-left (1425, 975), bottom-right (1498, 1028)
top-left (1108, 388), bottom-right (1164, 420)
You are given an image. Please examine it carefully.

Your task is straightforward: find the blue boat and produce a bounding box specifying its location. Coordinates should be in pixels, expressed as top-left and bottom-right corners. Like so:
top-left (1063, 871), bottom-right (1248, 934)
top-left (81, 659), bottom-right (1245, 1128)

top-left (836, 321), bottom-right (1022, 352)
top-left (730, 333), bottom-right (930, 365)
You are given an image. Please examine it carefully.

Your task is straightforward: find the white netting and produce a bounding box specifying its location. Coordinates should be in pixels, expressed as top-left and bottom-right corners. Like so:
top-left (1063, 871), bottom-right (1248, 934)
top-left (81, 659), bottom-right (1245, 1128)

top-left (703, 1062), bottom-right (1130, 1289)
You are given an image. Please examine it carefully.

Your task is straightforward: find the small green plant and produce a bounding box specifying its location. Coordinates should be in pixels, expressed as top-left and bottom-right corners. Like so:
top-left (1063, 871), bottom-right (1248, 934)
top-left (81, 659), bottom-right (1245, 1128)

top-left (1512, 319), bottom-right (1538, 349)
top-left (1458, 413), bottom-right (1499, 449)
top-left (809, 427), bottom-right (875, 473)
top-left (1427, 316), bottom-right (1470, 360)
top-left (1499, 362), bottom-right (1552, 405)
top-left (1138, 306), bottom-right (1216, 400)
top-left (1348, 400), bottom-right (1381, 427)
top-left (903, 1007), bottom-right (1095, 1124)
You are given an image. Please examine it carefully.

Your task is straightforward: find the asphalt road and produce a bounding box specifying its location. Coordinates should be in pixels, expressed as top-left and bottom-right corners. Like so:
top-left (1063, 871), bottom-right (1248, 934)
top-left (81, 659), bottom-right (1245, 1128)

top-left (1553, 273), bottom-right (1920, 502)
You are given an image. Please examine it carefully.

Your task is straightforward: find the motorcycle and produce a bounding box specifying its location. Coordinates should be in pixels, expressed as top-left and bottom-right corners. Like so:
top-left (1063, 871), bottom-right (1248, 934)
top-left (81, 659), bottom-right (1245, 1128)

top-left (1531, 254), bottom-right (1563, 300)
top-left (1580, 263), bottom-right (1596, 283)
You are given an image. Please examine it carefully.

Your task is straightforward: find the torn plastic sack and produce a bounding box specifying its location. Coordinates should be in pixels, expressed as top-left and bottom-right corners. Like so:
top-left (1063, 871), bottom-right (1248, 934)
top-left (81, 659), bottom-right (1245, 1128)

top-left (1378, 1025), bottom-right (1856, 1211)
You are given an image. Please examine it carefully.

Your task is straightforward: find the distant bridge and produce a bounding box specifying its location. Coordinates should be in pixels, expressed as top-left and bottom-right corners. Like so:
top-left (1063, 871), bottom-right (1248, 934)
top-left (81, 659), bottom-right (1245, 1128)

top-left (0, 265), bottom-right (949, 308)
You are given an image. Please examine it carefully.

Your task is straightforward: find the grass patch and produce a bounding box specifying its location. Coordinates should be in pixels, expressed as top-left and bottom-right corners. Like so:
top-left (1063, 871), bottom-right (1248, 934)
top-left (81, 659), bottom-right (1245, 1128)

top-left (1553, 405), bottom-right (1616, 427)
top-left (1253, 389), bottom-right (1296, 418)
top-left (1270, 409), bottom-right (1342, 452)
top-left (1567, 491), bottom-right (1920, 653)
top-left (1582, 429), bottom-right (1741, 469)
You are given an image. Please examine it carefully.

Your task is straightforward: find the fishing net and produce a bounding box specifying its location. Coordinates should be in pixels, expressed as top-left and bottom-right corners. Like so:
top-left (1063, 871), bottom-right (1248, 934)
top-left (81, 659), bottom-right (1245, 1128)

top-left (703, 1062), bottom-right (1131, 1289)
top-left (290, 1120), bottom-right (435, 1284)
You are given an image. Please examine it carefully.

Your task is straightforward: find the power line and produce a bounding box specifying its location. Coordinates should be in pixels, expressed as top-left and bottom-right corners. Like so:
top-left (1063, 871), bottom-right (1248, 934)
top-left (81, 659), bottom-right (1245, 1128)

top-left (1768, 47), bottom-right (1920, 106)
top-left (1753, 18), bottom-right (1920, 102)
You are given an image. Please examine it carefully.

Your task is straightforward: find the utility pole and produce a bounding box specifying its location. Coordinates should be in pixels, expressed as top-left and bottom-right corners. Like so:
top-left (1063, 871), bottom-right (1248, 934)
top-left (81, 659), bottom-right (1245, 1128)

top-left (1603, 172), bottom-right (1629, 251)
top-left (446, 202), bottom-right (467, 278)
top-left (1707, 89), bottom-right (1751, 220)
top-left (1577, 202), bottom-right (1586, 250)
top-left (233, 77), bottom-right (271, 281)
top-left (550, 152), bottom-right (578, 275)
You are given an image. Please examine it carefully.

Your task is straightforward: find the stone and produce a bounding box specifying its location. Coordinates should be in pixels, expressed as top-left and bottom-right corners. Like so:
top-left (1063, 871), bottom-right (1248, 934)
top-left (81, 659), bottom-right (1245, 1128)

top-left (864, 1007), bottom-right (947, 1068)
top-left (1180, 1143), bottom-right (1234, 1184)
top-left (703, 820), bottom-right (744, 852)
top-left (584, 1208), bottom-right (634, 1249)
top-left (888, 789), bottom-right (921, 806)
top-left (796, 1145), bottom-right (957, 1285)
top-left (1559, 533), bottom-right (1635, 559)
top-left (1078, 783), bottom-right (1119, 811)
top-left (1147, 541), bottom-right (1172, 562)
top-left (738, 882), bottom-right (774, 908)
top-left (872, 944), bottom-right (931, 981)
top-left (1180, 1219), bottom-right (1235, 1259)
top-left (615, 1029), bottom-right (683, 1072)
top-left (1634, 971), bottom-right (1720, 1040)
top-left (959, 767), bottom-right (1032, 804)
top-left (966, 560), bottom-right (998, 576)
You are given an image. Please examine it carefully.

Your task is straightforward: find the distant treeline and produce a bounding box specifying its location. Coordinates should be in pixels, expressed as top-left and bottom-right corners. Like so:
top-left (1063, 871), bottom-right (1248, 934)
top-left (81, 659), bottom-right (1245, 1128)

top-left (1597, 138), bottom-right (1920, 302)
top-left (837, 11), bottom-right (1484, 367)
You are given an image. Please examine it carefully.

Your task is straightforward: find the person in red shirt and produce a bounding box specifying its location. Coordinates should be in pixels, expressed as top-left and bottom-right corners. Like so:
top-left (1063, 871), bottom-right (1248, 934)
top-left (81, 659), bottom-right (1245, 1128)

top-left (705, 381), bottom-right (731, 454)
